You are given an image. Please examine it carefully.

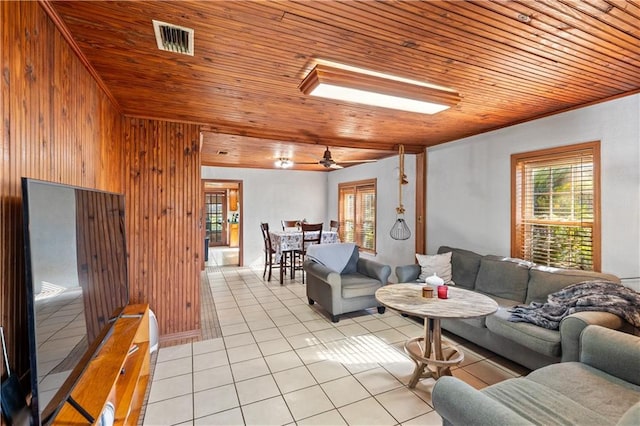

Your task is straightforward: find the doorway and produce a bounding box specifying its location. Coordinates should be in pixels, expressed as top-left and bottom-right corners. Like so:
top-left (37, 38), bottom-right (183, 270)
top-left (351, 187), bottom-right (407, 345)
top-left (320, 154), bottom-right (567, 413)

top-left (205, 191), bottom-right (227, 246)
top-left (203, 180), bottom-right (243, 266)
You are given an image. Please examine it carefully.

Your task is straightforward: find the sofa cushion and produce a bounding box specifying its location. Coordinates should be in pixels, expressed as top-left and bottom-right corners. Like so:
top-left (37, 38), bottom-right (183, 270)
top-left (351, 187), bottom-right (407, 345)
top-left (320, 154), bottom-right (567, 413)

top-left (341, 274), bottom-right (383, 298)
top-left (525, 265), bottom-right (621, 304)
top-left (486, 294), bottom-right (521, 309)
top-left (437, 246), bottom-right (482, 290)
top-left (526, 362), bottom-right (640, 420)
top-left (475, 256), bottom-right (532, 303)
top-left (454, 294), bottom-right (520, 328)
top-left (416, 252), bottom-right (453, 284)
top-left (486, 308), bottom-right (561, 357)
top-left (482, 377), bottom-right (610, 425)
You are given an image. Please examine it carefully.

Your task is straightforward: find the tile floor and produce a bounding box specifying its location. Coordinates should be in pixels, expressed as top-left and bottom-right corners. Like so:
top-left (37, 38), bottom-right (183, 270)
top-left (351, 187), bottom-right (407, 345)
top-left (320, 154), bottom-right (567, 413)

top-left (206, 245), bottom-right (240, 267)
top-left (143, 262), bottom-right (529, 425)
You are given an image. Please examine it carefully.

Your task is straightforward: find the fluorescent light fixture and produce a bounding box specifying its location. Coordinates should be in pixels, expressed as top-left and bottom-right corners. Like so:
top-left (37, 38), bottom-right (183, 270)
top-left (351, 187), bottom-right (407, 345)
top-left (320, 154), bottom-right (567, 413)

top-left (275, 158), bottom-right (293, 169)
top-left (299, 64), bottom-right (460, 114)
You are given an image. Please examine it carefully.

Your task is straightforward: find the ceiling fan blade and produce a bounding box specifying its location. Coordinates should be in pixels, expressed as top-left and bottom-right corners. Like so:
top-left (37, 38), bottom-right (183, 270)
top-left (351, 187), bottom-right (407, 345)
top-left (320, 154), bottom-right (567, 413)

top-left (337, 159), bottom-right (378, 164)
top-left (329, 163), bottom-right (344, 169)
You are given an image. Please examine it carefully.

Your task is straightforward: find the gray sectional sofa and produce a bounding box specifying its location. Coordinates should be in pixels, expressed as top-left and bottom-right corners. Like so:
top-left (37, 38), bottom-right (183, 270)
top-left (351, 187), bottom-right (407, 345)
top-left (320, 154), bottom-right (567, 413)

top-left (432, 325), bottom-right (640, 426)
top-left (395, 246), bottom-right (631, 370)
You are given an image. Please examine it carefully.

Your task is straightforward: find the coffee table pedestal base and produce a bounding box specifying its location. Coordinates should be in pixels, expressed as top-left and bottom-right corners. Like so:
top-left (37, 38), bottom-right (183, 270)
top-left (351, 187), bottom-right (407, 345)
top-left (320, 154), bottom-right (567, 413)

top-left (403, 318), bottom-right (464, 388)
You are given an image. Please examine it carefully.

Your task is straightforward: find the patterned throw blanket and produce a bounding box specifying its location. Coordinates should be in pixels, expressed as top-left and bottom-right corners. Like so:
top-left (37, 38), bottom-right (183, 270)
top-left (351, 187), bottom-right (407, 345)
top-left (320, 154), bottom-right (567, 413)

top-left (508, 280), bottom-right (640, 330)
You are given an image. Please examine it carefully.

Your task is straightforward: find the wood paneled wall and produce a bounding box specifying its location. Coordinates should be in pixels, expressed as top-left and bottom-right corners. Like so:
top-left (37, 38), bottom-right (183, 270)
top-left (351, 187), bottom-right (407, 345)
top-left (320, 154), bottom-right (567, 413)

top-left (76, 190), bottom-right (129, 342)
top-left (122, 118), bottom-right (201, 341)
top-left (0, 0), bottom-right (123, 382)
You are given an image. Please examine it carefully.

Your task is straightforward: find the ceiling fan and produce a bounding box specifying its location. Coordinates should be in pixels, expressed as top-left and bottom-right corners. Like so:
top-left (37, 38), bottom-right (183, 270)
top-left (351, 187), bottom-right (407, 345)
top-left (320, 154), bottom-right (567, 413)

top-left (297, 146), bottom-right (377, 169)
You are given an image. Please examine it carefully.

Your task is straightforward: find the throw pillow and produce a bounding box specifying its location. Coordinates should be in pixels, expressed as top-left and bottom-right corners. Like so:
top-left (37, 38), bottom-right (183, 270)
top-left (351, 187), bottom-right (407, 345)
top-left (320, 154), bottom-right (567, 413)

top-left (416, 252), bottom-right (454, 285)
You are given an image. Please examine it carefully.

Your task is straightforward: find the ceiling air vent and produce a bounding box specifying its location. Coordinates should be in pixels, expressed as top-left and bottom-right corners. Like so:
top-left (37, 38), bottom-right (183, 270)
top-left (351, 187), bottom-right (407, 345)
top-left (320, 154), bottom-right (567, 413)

top-left (152, 20), bottom-right (194, 56)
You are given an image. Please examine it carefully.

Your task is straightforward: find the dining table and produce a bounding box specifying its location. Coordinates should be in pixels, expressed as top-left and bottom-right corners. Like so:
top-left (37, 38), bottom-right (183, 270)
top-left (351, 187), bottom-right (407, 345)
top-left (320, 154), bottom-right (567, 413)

top-left (269, 230), bottom-right (340, 283)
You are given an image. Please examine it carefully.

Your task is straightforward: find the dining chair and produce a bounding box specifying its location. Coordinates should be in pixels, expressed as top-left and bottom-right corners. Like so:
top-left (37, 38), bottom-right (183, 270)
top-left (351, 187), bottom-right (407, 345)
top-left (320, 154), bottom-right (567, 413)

top-left (300, 222), bottom-right (323, 283)
top-left (329, 220), bottom-right (340, 232)
top-left (260, 222), bottom-right (286, 283)
top-left (280, 220), bottom-right (301, 277)
top-left (281, 220), bottom-right (300, 231)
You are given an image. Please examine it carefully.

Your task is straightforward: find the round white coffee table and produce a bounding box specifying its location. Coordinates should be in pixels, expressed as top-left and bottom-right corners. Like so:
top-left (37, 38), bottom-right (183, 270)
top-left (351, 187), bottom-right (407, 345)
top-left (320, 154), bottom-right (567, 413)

top-left (375, 283), bottom-right (498, 388)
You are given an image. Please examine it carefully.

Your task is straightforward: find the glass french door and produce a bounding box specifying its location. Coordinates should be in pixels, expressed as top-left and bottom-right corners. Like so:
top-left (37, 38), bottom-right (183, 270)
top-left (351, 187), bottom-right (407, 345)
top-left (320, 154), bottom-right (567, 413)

top-left (205, 191), bottom-right (227, 246)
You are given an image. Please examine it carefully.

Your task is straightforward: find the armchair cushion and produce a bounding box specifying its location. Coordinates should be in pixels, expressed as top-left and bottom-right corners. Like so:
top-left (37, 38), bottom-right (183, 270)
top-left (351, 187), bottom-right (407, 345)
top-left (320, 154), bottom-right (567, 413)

top-left (432, 377), bottom-right (534, 425)
top-left (482, 375), bottom-right (611, 425)
top-left (342, 275), bottom-right (384, 298)
top-left (526, 362), bottom-right (640, 420)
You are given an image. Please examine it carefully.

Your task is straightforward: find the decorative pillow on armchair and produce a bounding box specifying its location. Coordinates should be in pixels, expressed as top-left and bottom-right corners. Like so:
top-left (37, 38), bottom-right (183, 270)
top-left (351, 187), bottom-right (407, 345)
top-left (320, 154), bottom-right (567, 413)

top-left (416, 252), bottom-right (454, 284)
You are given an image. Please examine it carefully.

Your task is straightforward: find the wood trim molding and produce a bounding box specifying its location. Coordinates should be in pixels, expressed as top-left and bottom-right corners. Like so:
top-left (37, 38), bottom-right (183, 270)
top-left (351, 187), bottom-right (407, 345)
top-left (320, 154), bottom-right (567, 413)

top-left (200, 124), bottom-right (426, 154)
top-left (415, 150), bottom-right (427, 255)
top-left (202, 179), bottom-right (244, 267)
top-left (38, 0), bottom-right (121, 112)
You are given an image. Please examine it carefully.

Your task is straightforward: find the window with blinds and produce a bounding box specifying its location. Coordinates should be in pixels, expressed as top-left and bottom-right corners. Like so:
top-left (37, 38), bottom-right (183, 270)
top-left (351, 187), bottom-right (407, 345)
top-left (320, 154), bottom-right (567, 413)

top-left (338, 179), bottom-right (377, 253)
top-left (511, 141), bottom-right (600, 271)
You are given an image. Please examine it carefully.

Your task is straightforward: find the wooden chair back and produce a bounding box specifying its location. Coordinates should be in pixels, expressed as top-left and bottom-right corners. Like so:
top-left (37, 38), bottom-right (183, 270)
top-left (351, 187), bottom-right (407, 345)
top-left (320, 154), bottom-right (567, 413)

top-left (281, 220), bottom-right (299, 231)
top-left (329, 220), bottom-right (340, 232)
top-left (261, 222), bottom-right (274, 253)
top-left (301, 222), bottom-right (323, 253)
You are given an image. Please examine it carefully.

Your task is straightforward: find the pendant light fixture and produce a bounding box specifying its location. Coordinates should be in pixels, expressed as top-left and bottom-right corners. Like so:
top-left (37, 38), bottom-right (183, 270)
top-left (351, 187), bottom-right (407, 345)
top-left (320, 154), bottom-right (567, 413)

top-left (390, 145), bottom-right (411, 240)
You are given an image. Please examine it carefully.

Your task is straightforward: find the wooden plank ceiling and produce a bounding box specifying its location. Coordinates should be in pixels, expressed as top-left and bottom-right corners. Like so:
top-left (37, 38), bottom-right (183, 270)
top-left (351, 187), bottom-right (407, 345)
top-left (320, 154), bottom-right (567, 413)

top-left (49, 0), bottom-right (640, 171)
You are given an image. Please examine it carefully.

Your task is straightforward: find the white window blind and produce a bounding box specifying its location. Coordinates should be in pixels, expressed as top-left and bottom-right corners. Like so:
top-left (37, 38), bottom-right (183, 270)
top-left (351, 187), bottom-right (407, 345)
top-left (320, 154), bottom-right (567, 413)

top-left (339, 179), bottom-right (376, 252)
top-left (512, 142), bottom-right (600, 270)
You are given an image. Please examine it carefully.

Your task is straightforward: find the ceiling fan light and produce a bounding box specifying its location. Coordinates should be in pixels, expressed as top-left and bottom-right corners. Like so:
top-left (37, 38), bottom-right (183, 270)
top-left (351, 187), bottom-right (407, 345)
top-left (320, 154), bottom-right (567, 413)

top-left (299, 64), bottom-right (460, 115)
top-left (275, 158), bottom-right (293, 169)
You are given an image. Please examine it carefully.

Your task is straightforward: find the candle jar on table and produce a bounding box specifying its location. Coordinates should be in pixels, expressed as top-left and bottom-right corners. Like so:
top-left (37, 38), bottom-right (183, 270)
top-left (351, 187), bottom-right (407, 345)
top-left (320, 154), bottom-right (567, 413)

top-left (437, 285), bottom-right (449, 299)
top-left (422, 286), bottom-right (434, 298)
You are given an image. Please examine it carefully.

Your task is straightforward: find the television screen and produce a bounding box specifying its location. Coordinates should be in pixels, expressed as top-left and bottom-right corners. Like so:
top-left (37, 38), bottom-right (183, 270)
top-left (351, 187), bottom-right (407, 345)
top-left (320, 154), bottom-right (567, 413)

top-left (22, 178), bottom-right (129, 424)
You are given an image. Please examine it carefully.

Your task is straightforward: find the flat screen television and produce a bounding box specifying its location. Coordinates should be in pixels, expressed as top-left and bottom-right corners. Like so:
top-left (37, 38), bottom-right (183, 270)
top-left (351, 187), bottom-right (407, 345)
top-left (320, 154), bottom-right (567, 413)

top-left (22, 178), bottom-right (129, 424)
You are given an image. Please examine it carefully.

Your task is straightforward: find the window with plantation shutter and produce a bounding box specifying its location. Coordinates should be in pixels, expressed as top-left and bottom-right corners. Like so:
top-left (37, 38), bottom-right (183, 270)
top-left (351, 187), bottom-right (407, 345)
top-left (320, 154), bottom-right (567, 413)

top-left (339, 179), bottom-right (376, 253)
top-left (511, 142), bottom-right (600, 271)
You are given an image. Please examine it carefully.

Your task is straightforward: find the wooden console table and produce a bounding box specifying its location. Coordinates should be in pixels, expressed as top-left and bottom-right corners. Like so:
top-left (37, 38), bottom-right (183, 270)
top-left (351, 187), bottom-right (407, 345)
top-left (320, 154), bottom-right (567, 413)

top-left (52, 304), bottom-right (151, 425)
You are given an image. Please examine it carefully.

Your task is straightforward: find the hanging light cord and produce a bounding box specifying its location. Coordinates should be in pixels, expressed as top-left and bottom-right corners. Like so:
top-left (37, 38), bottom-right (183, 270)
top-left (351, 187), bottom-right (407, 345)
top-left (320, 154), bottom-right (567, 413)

top-left (397, 144), bottom-right (405, 214)
top-left (390, 144), bottom-right (411, 240)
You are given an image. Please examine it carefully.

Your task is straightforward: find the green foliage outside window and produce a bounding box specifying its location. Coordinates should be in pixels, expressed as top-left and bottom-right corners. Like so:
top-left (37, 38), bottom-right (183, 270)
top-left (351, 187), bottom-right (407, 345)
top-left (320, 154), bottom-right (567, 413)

top-left (527, 163), bottom-right (593, 269)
